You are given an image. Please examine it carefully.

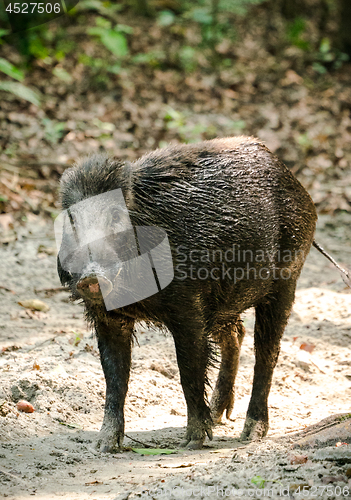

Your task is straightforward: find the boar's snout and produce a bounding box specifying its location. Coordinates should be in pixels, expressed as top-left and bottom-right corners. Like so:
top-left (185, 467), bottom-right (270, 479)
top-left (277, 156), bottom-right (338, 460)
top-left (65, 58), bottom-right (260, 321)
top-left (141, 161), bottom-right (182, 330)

top-left (77, 275), bottom-right (113, 300)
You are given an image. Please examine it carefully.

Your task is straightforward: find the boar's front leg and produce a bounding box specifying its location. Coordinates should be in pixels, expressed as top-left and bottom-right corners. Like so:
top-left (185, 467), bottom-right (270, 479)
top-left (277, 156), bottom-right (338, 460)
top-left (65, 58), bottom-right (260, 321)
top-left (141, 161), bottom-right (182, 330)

top-left (95, 315), bottom-right (134, 452)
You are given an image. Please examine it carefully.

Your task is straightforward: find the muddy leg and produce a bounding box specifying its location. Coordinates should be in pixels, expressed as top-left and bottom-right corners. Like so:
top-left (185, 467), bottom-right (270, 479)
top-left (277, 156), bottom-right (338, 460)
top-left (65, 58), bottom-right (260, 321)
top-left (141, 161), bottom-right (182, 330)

top-left (210, 318), bottom-right (245, 423)
top-left (169, 316), bottom-right (213, 450)
top-left (241, 283), bottom-right (296, 441)
top-left (95, 316), bottom-right (134, 452)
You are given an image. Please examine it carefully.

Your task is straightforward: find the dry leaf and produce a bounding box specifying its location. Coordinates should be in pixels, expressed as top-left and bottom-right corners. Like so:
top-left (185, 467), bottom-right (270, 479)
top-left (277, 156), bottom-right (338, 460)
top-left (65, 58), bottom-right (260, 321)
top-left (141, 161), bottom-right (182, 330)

top-left (300, 342), bottom-right (315, 354)
top-left (18, 299), bottom-right (50, 312)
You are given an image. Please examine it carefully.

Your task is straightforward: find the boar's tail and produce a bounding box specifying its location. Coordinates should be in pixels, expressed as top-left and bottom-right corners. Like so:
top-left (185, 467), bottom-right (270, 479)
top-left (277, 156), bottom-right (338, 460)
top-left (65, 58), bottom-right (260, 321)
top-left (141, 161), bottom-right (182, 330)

top-left (313, 240), bottom-right (351, 288)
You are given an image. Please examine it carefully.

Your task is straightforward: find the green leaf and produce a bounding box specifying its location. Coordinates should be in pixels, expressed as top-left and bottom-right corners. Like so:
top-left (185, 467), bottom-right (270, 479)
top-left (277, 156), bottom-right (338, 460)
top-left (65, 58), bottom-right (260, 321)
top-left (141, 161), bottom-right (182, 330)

top-left (320, 37), bottom-right (331, 54)
top-left (87, 27), bottom-right (105, 37)
top-left (158, 10), bottom-right (175, 27)
top-left (100, 30), bottom-right (128, 58)
top-left (53, 67), bottom-right (73, 83)
top-left (116, 24), bottom-right (133, 34)
top-left (107, 64), bottom-right (122, 74)
top-left (132, 448), bottom-right (177, 455)
top-left (0, 29), bottom-right (10, 38)
top-left (0, 81), bottom-right (41, 106)
top-left (59, 422), bottom-right (82, 429)
top-left (189, 7), bottom-right (212, 25)
top-left (312, 62), bottom-right (327, 74)
top-left (77, 0), bottom-right (123, 17)
top-left (231, 119), bottom-right (246, 131)
top-left (95, 16), bottom-right (111, 29)
top-left (0, 58), bottom-right (24, 81)
top-left (251, 476), bottom-right (266, 488)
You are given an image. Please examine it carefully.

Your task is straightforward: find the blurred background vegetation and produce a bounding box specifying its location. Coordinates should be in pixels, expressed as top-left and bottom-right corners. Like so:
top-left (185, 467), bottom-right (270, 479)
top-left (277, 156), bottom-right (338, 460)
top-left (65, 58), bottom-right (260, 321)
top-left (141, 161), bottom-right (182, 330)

top-left (0, 0), bottom-right (351, 226)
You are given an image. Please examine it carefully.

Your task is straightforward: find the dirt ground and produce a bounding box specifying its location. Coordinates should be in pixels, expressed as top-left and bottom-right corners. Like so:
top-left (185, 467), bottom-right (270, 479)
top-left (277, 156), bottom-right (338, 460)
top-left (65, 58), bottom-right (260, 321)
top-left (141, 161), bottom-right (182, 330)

top-left (1, 212), bottom-right (351, 499)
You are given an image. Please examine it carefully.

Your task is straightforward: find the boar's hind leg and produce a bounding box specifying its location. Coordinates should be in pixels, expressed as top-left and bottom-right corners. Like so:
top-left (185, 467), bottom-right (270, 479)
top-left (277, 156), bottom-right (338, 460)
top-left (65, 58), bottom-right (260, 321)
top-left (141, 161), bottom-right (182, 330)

top-left (95, 317), bottom-right (134, 452)
top-left (241, 282), bottom-right (296, 441)
top-left (210, 317), bottom-right (245, 424)
top-left (170, 318), bottom-right (213, 450)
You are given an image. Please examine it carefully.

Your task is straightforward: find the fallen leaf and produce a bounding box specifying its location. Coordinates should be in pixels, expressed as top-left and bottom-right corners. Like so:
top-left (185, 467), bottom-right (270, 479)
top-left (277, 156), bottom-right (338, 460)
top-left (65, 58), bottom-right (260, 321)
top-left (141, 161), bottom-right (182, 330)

top-left (132, 448), bottom-right (177, 456)
top-left (300, 342), bottom-right (316, 353)
top-left (290, 454), bottom-right (308, 465)
top-left (18, 299), bottom-right (50, 312)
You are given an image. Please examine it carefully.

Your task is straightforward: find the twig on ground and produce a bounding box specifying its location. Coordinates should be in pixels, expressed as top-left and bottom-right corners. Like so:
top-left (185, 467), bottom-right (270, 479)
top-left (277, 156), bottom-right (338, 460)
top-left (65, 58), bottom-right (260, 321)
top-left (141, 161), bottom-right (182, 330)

top-left (124, 434), bottom-right (154, 448)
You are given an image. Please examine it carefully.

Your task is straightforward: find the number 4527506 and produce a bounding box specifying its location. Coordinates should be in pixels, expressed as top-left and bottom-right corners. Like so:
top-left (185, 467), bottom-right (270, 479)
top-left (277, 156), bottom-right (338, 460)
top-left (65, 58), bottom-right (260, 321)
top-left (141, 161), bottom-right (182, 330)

top-left (6, 3), bottom-right (62, 14)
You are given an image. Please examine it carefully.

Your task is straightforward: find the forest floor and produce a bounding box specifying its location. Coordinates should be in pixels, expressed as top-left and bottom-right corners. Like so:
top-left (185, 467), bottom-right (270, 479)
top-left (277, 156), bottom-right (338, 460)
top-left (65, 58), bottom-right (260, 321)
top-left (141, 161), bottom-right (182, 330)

top-left (1, 213), bottom-right (351, 499)
top-left (2, 2), bottom-right (351, 498)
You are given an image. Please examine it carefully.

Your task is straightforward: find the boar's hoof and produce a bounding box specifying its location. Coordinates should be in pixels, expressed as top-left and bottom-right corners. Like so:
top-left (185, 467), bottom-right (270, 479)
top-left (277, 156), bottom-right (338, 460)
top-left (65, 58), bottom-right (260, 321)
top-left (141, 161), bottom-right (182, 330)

top-left (180, 421), bottom-right (213, 449)
top-left (96, 429), bottom-right (124, 453)
top-left (180, 438), bottom-right (205, 450)
top-left (240, 417), bottom-right (268, 441)
top-left (210, 404), bottom-right (234, 425)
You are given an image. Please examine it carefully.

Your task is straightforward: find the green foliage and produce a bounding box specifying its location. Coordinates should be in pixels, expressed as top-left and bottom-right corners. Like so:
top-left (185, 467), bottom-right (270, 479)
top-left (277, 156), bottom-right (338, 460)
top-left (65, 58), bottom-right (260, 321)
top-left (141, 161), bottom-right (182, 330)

top-left (178, 46), bottom-right (198, 72)
top-left (157, 10), bottom-right (176, 27)
top-left (0, 29), bottom-right (10, 42)
top-left (163, 107), bottom-right (216, 143)
top-left (163, 107), bottom-right (245, 144)
top-left (312, 37), bottom-right (349, 73)
top-left (0, 57), bottom-right (24, 81)
top-left (72, 331), bottom-right (82, 346)
top-left (52, 67), bottom-right (73, 83)
top-left (339, 414), bottom-right (351, 421)
top-left (88, 17), bottom-right (132, 59)
top-left (296, 132), bottom-right (314, 153)
top-left (54, 38), bottom-right (77, 61)
top-left (92, 117), bottom-right (115, 133)
top-left (78, 53), bottom-right (123, 76)
top-left (77, 0), bottom-right (123, 18)
top-left (182, 0), bottom-right (265, 47)
top-left (27, 30), bottom-right (51, 60)
top-left (286, 18), bottom-right (349, 74)
top-left (287, 18), bottom-right (310, 51)
top-left (251, 476), bottom-right (266, 488)
top-left (0, 81), bottom-right (41, 106)
top-left (132, 50), bottom-right (167, 68)
top-left (42, 118), bottom-right (66, 143)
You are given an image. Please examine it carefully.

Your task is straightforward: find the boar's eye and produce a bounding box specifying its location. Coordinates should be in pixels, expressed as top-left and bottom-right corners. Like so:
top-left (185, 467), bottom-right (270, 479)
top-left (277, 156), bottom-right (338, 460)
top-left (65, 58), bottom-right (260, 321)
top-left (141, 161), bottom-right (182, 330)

top-left (68, 211), bottom-right (78, 227)
top-left (111, 208), bottom-right (121, 224)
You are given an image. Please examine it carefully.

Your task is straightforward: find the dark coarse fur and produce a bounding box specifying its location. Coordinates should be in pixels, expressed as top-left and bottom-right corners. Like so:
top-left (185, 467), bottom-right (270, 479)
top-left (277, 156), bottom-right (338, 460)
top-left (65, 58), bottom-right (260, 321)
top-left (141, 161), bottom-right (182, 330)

top-left (58, 136), bottom-right (317, 451)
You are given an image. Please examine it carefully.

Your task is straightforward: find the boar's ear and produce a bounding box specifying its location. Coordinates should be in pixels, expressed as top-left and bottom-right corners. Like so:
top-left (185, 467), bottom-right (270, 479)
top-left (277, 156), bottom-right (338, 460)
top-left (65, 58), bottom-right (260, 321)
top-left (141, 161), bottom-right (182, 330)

top-left (113, 158), bottom-right (135, 210)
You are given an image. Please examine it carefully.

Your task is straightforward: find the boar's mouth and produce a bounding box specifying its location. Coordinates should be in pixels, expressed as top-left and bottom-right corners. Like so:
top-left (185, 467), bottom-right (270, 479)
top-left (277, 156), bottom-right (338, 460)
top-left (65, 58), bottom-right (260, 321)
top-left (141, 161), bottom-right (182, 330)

top-left (76, 275), bottom-right (113, 300)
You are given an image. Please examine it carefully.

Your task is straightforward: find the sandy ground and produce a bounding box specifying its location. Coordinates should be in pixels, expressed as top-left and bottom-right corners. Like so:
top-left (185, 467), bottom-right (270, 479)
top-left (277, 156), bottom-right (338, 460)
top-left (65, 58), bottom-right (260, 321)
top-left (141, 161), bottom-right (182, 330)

top-left (1, 212), bottom-right (351, 499)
